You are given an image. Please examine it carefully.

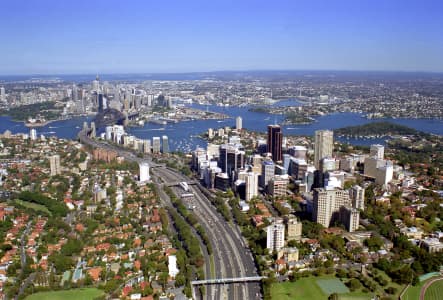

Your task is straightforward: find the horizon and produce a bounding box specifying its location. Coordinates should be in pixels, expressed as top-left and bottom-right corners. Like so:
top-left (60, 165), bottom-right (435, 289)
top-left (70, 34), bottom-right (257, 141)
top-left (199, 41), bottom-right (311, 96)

top-left (2, 68), bottom-right (443, 78)
top-left (1, 0), bottom-right (443, 75)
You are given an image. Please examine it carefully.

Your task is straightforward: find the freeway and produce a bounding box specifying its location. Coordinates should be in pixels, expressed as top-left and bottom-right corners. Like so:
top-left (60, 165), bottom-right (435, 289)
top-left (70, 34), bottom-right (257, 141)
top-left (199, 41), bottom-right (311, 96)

top-left (154, 167), bottom-right (262, 300)
top-left (78, 130), bottom-right (261, 299)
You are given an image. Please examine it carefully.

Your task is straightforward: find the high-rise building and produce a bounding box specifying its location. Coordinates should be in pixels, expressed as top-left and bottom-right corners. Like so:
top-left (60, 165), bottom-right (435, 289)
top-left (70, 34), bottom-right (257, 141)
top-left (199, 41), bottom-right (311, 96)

top-left (162, 135), bottom-right (169, 153)
top-left (29, 128), bottom-right (37, 141)
top-left (92, 75), bottom-right (100, 91)
top-left (266, 219), bottom-right (285, 252)
top-left (219, 143), bottom-right (245, 176)
top-left (267, 125), bottom-right (283, 162)
top-left (286, 217), bottom-right (302, 241)
top-left (143, 140), bottom-right (151, 154)
top-left (152, 137), bottom-right (161, 153)
top-left (314, 130), bottom-right (334, 169)
top-left (370, 144), bottom-right (384, 160)
top-left (50, 155), bottom-right (61, 176)
top-left (313, 187), bottom-right (352, 228)
top-left (139, 162), bottom-right (150, 183)
top-left (339, 207), bottom-right (360, 232)
top-left (261, 160), bottom-right (275, 188)
top-left (0, 87), bottom-right (5, 102)
top-left (236, 116), bottom-right (243, 131)
top-left (350, 185), bottom-right (365, 210)
top-left (245, 172), bottom-right (259, 201)
top-left (97, 93), bottom-right (106, 112)
top-left (268, 174), bottom-right (289, 197)
top-left (90, 122), bottom-right (96, 138)
top-left (72, 84), bottom-right (78, 101)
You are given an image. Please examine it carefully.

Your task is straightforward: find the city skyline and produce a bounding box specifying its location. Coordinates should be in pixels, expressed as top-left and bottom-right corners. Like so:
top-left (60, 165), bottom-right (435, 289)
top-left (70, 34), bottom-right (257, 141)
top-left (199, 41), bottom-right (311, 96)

top-left (1, 0), bottom-right (443, 75)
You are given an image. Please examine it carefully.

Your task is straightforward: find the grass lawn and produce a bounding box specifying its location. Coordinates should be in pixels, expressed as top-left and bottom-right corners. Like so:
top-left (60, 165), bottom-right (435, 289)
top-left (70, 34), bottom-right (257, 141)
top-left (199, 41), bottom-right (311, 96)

top-left (424, 279), bottom-right (443, 300)
top-left (402, 280), bottom-right (428, 300)
top-left (25, 288), bottom-right (103, 300)
top-left (13, 199), bottom-right (51, 215)
top-left (271, 276), bottom-right (372, 300)
top-left (271, 277), bottom-right (326, 300)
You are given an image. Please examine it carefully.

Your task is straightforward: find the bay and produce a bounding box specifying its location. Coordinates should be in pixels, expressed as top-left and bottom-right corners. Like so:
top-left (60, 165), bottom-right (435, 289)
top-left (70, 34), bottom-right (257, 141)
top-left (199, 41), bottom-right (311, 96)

top-left (1, 99), bottom-right (442, 152)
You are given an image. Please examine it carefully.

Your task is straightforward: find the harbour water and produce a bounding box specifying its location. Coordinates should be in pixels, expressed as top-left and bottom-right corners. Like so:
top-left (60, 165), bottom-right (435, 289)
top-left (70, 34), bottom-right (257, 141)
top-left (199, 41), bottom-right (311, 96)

top-left (1, 99), bottom-right (442, 152)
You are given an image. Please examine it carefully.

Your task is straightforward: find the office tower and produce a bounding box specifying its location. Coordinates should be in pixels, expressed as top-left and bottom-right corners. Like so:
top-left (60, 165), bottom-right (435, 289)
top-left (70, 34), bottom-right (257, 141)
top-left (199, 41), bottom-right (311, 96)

top-left (50, 155), bottom-right (61, 176)
top-left (245, 172), bottom-right (259, 201)
top-left (236, 116), bottom-right (243, 131)
top-left (0, 87), bottom-right (5, 101)
top-left (143, 140), bottom-right (151, 154)
top-left (314, 130), bottom-right (334, 169)
top-left (267, 125), bottom-right (283, 162)
top-left (90, 122), bottom-right (96, 138)
top-left (92, 75), bottom-right (100, 91)
top-left (218, 143), bottom-right (245, 176)
top-left (29, 128), bottom-right (37, 141)
top-left (364, 156), bottom-right (393, 186)
top-left (152, 137), bottom-right (161, 153)
top-left (260, 160), bottom-right (275, 188)
top-left (349, 185), bottom-right (365, 210)
top-left (266, 219), bottom-right (285, 252)
top-left (162, 136), bottom-right (169, 153)
top-left (288, 145), bottom-right (307, 160)
top-left (370, 144), bottom-right (384, 160)
top-left (139, 162), bottom-right (150, 183)
top-left (72, 84), bottom-right (78, 101)
top-left (268, 174), bottom-right (289, 197)
top-left (97, 93), bottom-right (106, 112)
top-left (339, 207), bottom-right (360, 232)
top-left (286, 217), bottom-right (302, 241)
top-left (290, 158), bottom-right (308, 181)
top-left (313, 188), bottom-right (352, 228)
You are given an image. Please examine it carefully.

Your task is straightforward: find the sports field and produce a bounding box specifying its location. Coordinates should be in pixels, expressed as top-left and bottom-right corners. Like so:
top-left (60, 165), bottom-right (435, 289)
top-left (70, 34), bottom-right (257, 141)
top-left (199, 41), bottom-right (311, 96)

top-left (25, 288), bottom-right (103, 300)
top-left (424, 278), bottom-right (443, 300)
top-left (271, 276), bottom-right (371, 300)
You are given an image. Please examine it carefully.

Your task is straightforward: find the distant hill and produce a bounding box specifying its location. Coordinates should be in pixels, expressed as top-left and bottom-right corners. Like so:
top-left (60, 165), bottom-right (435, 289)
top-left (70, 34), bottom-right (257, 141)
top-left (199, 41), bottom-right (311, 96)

top-left (335, 122), bottom-right (422, 137)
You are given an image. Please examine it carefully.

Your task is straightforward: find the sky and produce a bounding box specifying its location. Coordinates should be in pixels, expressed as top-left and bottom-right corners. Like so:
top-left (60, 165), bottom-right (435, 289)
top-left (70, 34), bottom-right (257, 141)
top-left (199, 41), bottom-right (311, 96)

top-left (1, 0), bottom-right (443, 75)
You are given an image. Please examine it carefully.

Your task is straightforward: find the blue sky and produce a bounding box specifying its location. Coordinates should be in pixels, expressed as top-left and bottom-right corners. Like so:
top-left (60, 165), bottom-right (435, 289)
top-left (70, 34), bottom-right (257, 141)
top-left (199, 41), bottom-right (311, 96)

top-left (1, 0), bottom-right (442, 74)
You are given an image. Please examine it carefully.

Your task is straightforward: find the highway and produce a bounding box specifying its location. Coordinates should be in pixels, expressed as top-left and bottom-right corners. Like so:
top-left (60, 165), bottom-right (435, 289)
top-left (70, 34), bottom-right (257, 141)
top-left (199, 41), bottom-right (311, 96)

top-left (154, 167), bottom-right (262, 300)
top-left (78, 129), bottom-right (261, 299)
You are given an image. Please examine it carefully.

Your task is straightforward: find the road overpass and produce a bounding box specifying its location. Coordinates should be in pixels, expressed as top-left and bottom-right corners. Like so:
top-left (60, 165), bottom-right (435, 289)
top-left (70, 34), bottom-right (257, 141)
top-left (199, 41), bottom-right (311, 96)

top-left (192, 276), bottom-right (265, 285)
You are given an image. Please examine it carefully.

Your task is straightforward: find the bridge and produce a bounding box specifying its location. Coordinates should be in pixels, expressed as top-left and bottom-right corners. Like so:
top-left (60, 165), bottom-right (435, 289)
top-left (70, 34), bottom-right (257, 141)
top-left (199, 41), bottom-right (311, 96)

top-left (191, 276), bottom-right (266, 285)
top-left (94, 108), bottom-right (126, 127)
top-left (165, 180), bottom-right (198, 187)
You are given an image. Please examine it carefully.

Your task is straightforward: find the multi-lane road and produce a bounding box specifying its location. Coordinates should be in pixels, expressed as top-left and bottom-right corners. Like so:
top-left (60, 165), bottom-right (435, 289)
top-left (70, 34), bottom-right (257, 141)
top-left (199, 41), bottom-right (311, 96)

top-left (78, 129), bottom-right (262, 299)
top-left (154, 167), bottom-right (261, 300)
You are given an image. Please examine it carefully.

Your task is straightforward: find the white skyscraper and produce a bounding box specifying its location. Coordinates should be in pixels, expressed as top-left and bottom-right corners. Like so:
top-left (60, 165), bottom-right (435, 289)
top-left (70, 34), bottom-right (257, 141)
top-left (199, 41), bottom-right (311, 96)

top-left (245, 172), bottom-right (259, 201)
top-left (236, 116), bottom-right (243, 131)
top-left (50, 155), bottom-right (61, 176)
top-left (0, 87), bottom-right (5, 102)
top-left (314, 130), bottom-right (334, 169)
top-left (29, 128), bottom-right (37, 141)
top-left (152, 137), bottom-right (161, 153)
top-left (139, 162), bottom-right (150, 183)
top-left (370, 144), bottom-right (384, 160)
top-left (266, 220), bottom-right (285, 252)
